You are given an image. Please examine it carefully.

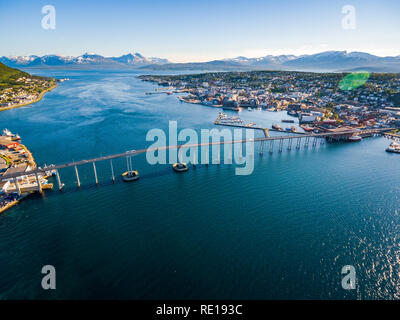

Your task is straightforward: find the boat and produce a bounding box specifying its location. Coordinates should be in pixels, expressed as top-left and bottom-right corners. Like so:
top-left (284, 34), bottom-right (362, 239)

top-left (285, 128), bottom-right (292, 132)
top-left (173, 162), bottom-right (189, 172)
top-left (288, 110), bottom-right (298, 117)
top-left (291, 126), bottom-right (298, 133)
top-left (386, 141), bottom-right (400, 153)
top-left (247, 107), bottom-right (253, 112)
top-left (300, 124), bottom-right (314, 132)
top-left (122, 170), bottom-right (140, 182)
top-left (2, 128), bottom-right (20, 140)
top-left (282, 119), bottom-right (295, 123)
top-left (122, 154), bottom-right (139, 181)
top-left (348, 135), bottom-right (362, 142)
top-left (272, 123), bottom-right (283, 131)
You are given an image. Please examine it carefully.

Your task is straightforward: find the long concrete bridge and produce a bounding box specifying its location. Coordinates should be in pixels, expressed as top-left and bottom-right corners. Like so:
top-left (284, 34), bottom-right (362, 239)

top-left (1, 127), bottom-right (396, 194)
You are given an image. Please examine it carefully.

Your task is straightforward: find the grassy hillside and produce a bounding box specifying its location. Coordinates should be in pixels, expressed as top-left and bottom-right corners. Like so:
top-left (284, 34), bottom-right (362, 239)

top-left (0, 62), bottom-right (31, 85)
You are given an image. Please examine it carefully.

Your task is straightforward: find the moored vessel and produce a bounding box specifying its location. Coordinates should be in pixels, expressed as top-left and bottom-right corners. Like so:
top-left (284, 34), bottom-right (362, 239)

top-left (386, 141), bottom-right (400, 153)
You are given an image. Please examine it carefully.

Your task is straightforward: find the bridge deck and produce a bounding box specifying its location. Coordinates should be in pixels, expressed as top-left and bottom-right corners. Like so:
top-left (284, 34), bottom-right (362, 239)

top-left (0, 127), bottom-right (395, 181)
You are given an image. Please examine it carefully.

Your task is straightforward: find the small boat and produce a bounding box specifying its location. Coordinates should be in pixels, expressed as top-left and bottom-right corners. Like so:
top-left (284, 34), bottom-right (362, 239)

top-left (272, 123), bottom-right (283, 131)
top-left (291, 126), bottom-right (298, 133)
top-left (285, 128), bottom-right (292, 132)
top-left (247, 107), bottom-right (253, 112)
top-left (386, 141), bottom-right (400, 153)
top-left (122, 154), bottom-right (139, 181)
top-left (122, 170), bottom-right (140, 182)
top-left (301, 124), bottom-right (314, 132)
top-left (173, 162), bottom-right (188, 172)
top-left (348, 135), bottom-right (362, 142)
top-left (288, 110), bottom-right (298, 117)
top-left (282, 119), bottom-right (295, 123)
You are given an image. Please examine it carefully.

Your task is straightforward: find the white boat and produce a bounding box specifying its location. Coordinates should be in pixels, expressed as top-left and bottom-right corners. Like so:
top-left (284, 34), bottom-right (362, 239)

top-left (247, 107), bottom-right (253, 112)
top-left (2, 129), bottom-right (20, 140)
top-left (348, 135), bottom-right (362, 142)
top-left (386, 141), bottom-right (400, 153)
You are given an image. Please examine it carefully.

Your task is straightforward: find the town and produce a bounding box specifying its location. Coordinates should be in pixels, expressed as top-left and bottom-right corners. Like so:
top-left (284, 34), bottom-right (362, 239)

top-left (0, 61), bottom-right (59, 111)
top-left (139, 71), bottom-right (400, 133)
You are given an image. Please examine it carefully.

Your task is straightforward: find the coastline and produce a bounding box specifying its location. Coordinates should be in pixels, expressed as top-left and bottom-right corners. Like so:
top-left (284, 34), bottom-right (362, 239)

top-left (0, 83), bottom-right (58, 112)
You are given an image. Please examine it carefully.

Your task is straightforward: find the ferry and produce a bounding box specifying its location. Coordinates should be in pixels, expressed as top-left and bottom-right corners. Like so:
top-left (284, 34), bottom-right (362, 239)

top-left (386, 141), bottom-right (400, 153)
top-left (272, 123), bottom-right (283, 131)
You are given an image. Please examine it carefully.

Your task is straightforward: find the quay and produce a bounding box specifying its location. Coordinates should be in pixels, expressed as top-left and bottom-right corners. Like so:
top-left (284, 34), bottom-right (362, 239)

top-left (0, 129), bottom-right (53, 214)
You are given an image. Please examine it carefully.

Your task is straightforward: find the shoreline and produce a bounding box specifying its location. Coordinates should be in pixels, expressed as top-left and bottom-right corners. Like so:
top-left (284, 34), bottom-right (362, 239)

top-left (0, 83), bottom-right (58, 112)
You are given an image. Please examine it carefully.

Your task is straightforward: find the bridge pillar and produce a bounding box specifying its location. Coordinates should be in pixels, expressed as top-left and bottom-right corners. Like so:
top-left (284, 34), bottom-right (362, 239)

top-left (205, 150), bottom-right (209, 166)
top-left (13, 178), bottom-right (21, 196)
top-left (312, 137), bottom-right (317, 148)
top-left (278, 139), bottom-right (283, 152)
top-left (304, 136), bottom-right (310, 148)
top-left (35, 173), bottom-right (42, 193)
top-left (55, 170), bottom-right (63, 190)
top-left (193, 150), bottom-right (197, 167)
top-left (296, 138), bottom-right (301, 149)
top-left (287, 138), bottom-right (292, 150)
top-left (269, 140), bottom-right (274, 153)
top-left (74, 165), bottom-right (81, 188)
top-left (93, 162), bottom-right (98, 185)
top-left (110, 160), bottom-right (115, 183)
top-left (259, 141), bottom-right (264, 155)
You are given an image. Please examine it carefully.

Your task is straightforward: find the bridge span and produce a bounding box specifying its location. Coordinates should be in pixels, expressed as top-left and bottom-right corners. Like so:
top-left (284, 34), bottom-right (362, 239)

top-left (0, 127), bottom-right (396, 194)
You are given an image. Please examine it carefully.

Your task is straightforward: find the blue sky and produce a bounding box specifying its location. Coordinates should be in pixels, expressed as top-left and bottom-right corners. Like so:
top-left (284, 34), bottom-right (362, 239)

top-left (0, 0), bottom-right (399, 62)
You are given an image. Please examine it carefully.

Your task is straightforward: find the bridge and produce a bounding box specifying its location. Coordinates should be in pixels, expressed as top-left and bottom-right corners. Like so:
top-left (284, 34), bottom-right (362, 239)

top-left (0, 127), bottom-right (396, 195)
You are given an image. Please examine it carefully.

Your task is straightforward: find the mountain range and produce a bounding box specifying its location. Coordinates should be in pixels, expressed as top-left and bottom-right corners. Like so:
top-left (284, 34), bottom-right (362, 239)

top-left (1, 51), bottom-right (400, 72)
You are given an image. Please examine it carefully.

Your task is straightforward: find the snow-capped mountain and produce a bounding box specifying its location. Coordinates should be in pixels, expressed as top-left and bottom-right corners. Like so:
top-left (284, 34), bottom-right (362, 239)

top-left (1, 51), bottom-right (399, 72)
top-left (0, 52), bottom-right (169, 67)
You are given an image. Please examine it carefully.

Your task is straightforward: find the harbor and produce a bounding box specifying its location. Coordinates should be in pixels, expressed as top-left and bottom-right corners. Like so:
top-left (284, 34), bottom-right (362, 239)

top-left (0, 129), bottom-right (53, 214)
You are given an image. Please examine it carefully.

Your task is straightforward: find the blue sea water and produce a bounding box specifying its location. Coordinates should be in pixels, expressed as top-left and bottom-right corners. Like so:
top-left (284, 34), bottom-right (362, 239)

top-left (0, 69), bottom-right (399, 299)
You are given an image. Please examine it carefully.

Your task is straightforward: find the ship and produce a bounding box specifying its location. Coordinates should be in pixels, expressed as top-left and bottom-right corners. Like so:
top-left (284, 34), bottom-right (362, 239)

top-left (2, 128), bottom-right (21, 141)
top-left (386, 141), bottom-right (400, 153)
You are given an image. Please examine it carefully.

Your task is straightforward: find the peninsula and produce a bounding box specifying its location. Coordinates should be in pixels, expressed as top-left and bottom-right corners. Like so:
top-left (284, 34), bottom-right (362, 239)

top-left (0, 62), bottom-right (58, 111)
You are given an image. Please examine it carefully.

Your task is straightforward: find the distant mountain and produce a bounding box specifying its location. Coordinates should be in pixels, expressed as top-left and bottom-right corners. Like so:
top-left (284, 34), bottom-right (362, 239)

top-left (1, 51), bottom-right (400, 72)
top-left (0, 52), bottom-right (169, 68)
top-left (141, 51), bottom-right (400, 73)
